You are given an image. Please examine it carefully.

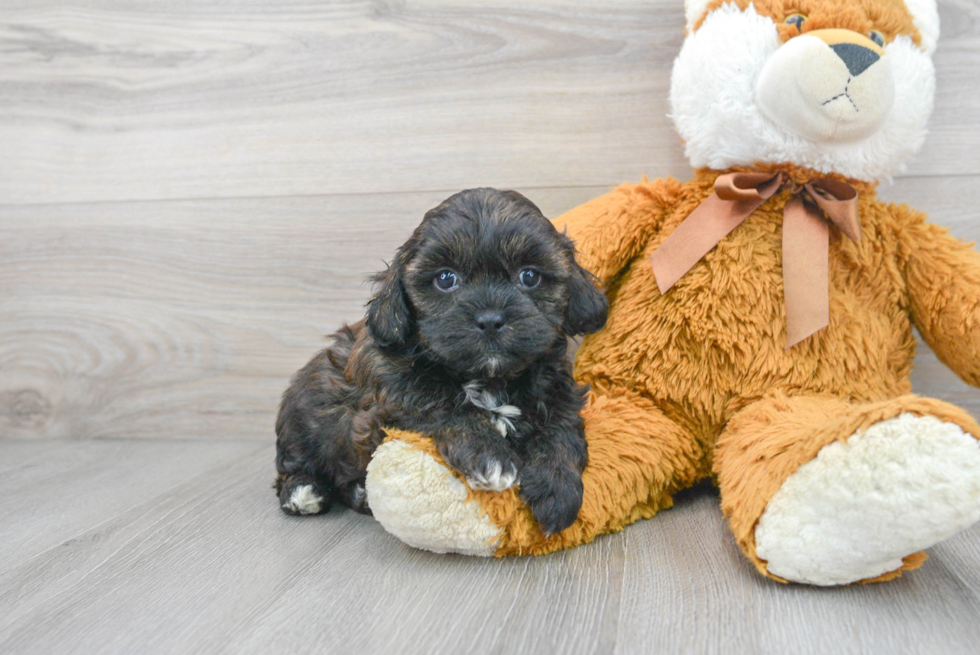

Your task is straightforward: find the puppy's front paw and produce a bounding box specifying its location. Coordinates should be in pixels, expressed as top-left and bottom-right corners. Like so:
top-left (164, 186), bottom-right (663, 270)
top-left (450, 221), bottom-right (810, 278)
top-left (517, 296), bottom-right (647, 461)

top-left (519, 465), bottom-right (584, 536)
top-left (465, 456), bottom-right (520, 492)
top-left (437, 433), bottom-right (522, 493)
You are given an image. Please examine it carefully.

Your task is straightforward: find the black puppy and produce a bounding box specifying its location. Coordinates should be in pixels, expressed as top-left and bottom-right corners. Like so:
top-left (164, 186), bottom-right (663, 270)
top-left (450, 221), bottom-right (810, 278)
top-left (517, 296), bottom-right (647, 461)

top-left (274, 188), bottom-right (607, 535)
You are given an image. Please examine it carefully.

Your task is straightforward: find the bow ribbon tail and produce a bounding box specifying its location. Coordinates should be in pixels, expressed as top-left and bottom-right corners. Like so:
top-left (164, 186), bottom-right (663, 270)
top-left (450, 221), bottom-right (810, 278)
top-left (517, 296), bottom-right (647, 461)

top-left (650, 191), bottom-right (768, 295)
top-left (782, 196), bottom-right (830, 348)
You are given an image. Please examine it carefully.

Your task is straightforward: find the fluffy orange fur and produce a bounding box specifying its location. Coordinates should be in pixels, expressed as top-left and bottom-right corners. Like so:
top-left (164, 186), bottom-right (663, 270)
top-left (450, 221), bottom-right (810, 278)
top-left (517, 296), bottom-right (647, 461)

top-left (692, 0), bottom-right (921, 46)
top-left (562, 166), bottom-right (980, 580)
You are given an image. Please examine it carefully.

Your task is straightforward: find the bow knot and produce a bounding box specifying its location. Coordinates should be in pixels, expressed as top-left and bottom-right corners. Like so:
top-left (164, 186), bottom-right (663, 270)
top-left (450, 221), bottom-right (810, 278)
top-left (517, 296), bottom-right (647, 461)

top-left (649, 172), bottom-right (860, 348)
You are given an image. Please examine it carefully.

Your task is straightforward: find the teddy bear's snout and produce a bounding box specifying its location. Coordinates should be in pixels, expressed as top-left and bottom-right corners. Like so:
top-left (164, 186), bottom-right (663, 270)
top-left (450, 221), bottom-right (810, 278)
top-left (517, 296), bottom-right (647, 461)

top-left (755, 28), bottom-right (894, 144)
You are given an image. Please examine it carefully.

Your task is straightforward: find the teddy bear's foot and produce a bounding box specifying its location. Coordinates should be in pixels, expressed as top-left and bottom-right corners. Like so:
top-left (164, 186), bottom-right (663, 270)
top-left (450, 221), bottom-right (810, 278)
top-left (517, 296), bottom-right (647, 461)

top-left (365, 436), bottom-right (502, 556)
top-left (366, 389), bottom-right (702, 556)
top-left (756, 413), bottom-right (980, 585)
top-left (717, 394), bottom-right (980, 585)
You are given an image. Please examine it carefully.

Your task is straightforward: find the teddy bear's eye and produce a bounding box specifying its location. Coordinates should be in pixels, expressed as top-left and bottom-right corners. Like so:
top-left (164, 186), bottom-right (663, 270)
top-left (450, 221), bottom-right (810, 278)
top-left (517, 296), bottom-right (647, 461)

top-left (784, 13), bottom-right (807, 31)
top-left (868, 30), bottom-right (885, 47)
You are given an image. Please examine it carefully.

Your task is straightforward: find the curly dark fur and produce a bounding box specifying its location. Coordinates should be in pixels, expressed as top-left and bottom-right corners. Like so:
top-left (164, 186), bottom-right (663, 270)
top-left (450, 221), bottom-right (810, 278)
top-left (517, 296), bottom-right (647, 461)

top-left (274, 188), bottom-right (608, 535)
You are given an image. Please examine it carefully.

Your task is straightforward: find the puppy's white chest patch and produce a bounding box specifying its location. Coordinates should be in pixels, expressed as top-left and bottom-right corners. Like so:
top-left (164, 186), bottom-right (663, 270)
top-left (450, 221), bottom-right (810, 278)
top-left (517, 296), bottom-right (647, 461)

top-left (463, 381), bottom-right (521, 437)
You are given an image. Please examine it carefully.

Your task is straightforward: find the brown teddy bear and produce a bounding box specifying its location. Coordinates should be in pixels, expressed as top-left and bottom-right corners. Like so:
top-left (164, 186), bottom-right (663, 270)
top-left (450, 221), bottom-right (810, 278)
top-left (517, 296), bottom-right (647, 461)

top-left (363, 0), bottom-right (980, 585)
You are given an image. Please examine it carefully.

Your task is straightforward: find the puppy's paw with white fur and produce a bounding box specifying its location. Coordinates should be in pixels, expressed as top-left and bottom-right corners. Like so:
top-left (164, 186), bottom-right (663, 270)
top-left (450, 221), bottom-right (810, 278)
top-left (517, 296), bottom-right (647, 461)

top-left (439, 436), bottom-right (522, 493)
top-left (277, 477), bottom-right (331, 516)
top-left (280, 484), bottom-right (326, 515)
top-left (465, 457), bottom-right (520, 492)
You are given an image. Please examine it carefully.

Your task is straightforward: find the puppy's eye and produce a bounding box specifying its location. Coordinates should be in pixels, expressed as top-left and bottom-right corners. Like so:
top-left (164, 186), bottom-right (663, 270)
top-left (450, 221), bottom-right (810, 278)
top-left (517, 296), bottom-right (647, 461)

top-left (868, 30), bottom-right (885, 47)
top-left (433, 270), bottom-right (459, 292)
top-left (784, 13), bottom-right (806, 30)
top-left (518, 268), bottom-right (541, 289)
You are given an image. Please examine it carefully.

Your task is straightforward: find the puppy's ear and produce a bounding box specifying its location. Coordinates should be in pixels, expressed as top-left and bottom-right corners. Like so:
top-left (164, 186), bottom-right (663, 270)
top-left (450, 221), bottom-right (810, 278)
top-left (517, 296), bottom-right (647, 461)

top-left (559, 233), bottom-right (608, 336)
top-left (564, 263), bottom-right (608, 335)
top-left (366, 248), bottom-right (415, 349)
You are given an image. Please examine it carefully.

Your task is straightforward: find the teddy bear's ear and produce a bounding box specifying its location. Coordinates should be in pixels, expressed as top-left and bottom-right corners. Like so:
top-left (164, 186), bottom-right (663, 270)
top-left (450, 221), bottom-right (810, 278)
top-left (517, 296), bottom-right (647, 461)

top-left (684, 0), bottom-right (712, 32)
top-left (904, 0), bottom-right (940, 55)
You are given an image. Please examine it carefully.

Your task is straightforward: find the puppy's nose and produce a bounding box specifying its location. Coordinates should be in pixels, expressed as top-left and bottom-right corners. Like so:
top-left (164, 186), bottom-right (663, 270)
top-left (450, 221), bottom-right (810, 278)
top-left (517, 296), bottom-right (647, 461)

top-left (475, 311), bottom-right (506, 337)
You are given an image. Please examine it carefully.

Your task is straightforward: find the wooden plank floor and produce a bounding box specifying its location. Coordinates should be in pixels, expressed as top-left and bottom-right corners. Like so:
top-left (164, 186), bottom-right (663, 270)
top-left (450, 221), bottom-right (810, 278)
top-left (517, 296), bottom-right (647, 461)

top-left (2, 442), bottom-right (979, 655)
top-left (2, 1), bottom-right (980, 653)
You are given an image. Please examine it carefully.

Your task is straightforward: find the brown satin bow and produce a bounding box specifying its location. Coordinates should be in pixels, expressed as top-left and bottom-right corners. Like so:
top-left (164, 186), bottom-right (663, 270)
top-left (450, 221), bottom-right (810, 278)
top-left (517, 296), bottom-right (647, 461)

top-left (649, 172), bottom-right (860, 348)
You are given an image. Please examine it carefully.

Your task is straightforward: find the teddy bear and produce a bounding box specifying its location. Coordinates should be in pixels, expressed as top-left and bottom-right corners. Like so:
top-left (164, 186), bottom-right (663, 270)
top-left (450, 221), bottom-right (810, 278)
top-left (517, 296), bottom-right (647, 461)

top-left (362, 0), bottom-right (980, 585)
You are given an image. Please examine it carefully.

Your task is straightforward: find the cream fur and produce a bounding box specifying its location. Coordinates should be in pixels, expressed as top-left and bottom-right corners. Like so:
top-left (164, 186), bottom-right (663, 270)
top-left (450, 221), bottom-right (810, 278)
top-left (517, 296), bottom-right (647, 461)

top-left (365, 440), bottom-right (501, 556)
top-left (670, 3), bottom-right (935, 181)
top-left (755, 414), bottom-right (980, 586)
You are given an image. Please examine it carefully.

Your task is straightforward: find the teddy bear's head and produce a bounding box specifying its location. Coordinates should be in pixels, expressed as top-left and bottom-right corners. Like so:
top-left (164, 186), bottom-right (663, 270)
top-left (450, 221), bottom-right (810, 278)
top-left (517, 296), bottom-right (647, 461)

top-left (671, 0), bottom-right (938, 181)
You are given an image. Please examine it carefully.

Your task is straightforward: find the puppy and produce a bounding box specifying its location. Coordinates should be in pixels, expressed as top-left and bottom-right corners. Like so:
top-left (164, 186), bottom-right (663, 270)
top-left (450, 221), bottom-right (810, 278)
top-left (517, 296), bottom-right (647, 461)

top-left (274, 188), bottom-right (608, 535)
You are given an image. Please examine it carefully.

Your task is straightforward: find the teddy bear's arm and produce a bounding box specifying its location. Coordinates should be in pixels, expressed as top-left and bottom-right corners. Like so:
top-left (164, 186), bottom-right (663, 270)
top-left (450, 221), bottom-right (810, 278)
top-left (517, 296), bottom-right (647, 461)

top-left (554, 177), bottom-right (682, 285)
top-left (897, 206), bottom-right (980, 387)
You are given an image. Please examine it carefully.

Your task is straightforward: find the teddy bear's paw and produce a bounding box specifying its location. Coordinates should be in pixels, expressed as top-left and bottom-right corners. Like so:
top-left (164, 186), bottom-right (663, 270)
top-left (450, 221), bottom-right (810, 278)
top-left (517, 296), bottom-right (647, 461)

top-left (364, 440), bottom-right (502, 556)
top-left (754, 413), bottom-right (980, 586)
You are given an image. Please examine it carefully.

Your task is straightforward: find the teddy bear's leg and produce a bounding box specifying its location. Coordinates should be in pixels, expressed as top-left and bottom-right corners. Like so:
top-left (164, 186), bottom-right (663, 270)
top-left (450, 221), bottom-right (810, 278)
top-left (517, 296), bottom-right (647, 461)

top-left (714, 393), bottom-right (980, 585)
top-left (365, 388), bottom-right (703, 556)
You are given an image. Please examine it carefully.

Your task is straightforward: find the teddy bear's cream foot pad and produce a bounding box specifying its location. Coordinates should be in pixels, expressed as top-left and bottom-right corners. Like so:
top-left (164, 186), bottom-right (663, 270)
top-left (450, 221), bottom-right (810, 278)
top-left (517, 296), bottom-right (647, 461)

top-left (754, 413), bottom-right (980, 586)
top-left (365, 440), bottom-right (501, 556)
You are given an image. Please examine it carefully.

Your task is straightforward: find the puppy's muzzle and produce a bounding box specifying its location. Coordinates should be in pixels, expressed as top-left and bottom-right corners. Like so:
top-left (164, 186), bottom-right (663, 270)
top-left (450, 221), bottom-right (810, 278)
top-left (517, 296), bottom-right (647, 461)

top-left (475, 310), bottom-right (507, 338)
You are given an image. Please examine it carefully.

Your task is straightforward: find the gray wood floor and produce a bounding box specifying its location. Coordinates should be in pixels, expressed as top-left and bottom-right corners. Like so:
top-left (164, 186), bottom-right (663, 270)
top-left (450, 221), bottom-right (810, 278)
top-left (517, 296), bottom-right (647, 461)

top-left (2, 1), bottom-right (980, 653)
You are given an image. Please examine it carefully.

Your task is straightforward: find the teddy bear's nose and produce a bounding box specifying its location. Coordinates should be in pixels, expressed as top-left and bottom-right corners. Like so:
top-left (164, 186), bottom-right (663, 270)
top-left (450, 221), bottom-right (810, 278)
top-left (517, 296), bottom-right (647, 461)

top-left (830, 42), bottom-right (880, 77)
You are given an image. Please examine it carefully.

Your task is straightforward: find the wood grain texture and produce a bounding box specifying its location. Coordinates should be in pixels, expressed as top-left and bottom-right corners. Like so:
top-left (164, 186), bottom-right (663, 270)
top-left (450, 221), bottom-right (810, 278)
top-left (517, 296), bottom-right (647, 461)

top-left (0, 0), bottom-right (688, 204)
top-left (1, 0), bottom-right (978, 205)
top-left (0, 444), bottom-right (624, 655)
top-left (616, 485), bottom-right (980, 655)
top-left (0, 439), bottom-right (265, 573)
top-left (1, 443), bottom-right (978, 655)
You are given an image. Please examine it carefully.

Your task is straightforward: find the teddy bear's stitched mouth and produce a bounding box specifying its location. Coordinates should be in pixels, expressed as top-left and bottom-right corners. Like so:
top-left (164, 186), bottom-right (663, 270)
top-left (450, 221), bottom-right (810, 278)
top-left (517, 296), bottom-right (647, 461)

top-left (821, 77), bottom-right (860, 112)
